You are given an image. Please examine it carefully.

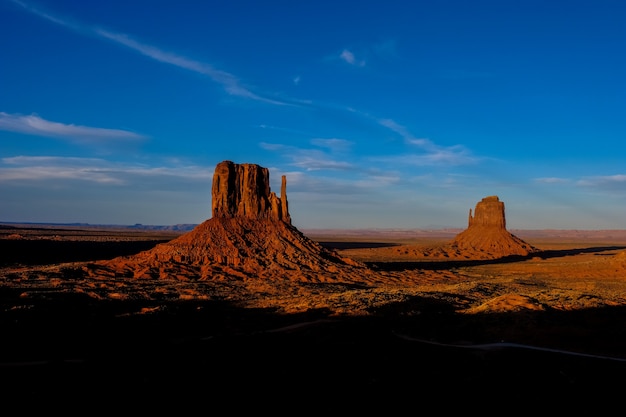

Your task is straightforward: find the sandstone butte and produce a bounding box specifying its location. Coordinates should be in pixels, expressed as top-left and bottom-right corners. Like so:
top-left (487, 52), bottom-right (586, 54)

top-left (342, 195), bottom-right (540, 261)
top-left (86, 160), bottom-right (365, 282)
top-left (446, 195), bottom-right (539, 258)
top-left (85, 161), bottom-right (539, 281)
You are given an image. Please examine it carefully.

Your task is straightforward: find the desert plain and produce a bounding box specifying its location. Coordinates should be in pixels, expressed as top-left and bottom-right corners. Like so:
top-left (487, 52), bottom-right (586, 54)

top-left (2, 162), bottom-right (626, 412)
top-left (2, 223), bottom-right (626, 412)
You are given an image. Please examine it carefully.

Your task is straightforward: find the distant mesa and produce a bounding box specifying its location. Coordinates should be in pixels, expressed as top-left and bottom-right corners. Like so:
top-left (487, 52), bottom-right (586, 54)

top-left (448, 196), bottom-right (539, 258)
top-left (88, 160), bottom-right (362, 281)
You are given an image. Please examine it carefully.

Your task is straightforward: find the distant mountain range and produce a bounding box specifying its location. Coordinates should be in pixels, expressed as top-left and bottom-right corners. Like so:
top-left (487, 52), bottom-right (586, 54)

top-left (0, 222), bottom-right (198, 231)
top-left (2, 221), bottom-right (626, 240)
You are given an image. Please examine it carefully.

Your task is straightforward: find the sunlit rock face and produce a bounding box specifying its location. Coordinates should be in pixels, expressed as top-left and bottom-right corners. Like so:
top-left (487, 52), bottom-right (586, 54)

top-left (468, 195), bottom-right (506, 228)
top-left (450, 195), bottom-right (539, 258)
top-left (86, 160), bottom-right (363, 281)
top-left (211, 160), bottom-right (290, 224)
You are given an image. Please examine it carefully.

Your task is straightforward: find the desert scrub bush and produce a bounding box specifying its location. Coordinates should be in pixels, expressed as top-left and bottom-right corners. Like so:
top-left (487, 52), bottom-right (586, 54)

top-left (5, 272), bottom-right (21, 280)
top-left (60, 266), bottom-right (87, 279)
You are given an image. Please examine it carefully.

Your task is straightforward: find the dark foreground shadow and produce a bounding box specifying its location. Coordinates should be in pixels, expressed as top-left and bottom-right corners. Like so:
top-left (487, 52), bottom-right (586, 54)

top-left (1, 289), bottom-right (625, 412)
top-left (0, 239), bottom-right (170, 266)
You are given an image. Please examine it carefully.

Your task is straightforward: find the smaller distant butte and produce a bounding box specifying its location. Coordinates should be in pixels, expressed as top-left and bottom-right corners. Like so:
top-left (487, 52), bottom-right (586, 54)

top-left (448, 195), bottom-right (539, 258)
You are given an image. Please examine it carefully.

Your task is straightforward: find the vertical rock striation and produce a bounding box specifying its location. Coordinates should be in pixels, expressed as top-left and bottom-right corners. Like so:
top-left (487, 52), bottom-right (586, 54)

top-left (468, 196), bottom-right (506, 228)
top-left (212, 160), bottom-right (291, 224)
top-left (90, 160), bottom-right (361, 281)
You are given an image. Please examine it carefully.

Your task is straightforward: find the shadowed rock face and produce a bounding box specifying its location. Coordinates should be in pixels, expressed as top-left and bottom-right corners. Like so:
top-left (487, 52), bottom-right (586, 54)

top-left (212, 160), bottom-right (290, 224)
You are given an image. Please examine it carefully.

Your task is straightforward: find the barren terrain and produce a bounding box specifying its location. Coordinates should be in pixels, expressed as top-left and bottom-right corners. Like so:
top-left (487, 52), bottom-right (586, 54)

top-left (2, 224), bottom-right (626, 412)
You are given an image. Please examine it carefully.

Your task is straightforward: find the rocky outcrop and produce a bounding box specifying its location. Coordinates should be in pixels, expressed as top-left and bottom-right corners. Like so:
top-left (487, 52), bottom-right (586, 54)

top-left (449, 196), bottom-right (539, 259)
top-left (212, 160), bottom-right (290, 223)
top-left (88, 160), bottom-right (363, 282)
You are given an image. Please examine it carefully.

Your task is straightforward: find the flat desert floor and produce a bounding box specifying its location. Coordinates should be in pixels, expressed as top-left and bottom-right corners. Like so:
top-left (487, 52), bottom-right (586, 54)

top-left (2, 224), bottom-right (626, 412)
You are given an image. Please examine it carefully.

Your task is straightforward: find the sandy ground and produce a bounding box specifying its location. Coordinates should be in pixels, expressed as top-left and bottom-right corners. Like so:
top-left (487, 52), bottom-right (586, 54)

top-left (2, 225), bottom-right (626, 411)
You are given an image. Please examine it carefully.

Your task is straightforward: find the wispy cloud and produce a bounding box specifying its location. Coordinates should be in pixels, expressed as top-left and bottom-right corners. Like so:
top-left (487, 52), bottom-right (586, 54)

top-left (282, 170), bottom-right (393, 196)
top-left (577, 174), bottom-right (626, 190)
top-left (339, 49), bottom-right (365, 67)
top-left (0, 112), bottom-right (146, 143)
top-left (10, 0), bottom-right (79, 29)
top-left (1, 156), bottom-right (124, 184)
top-left (534, 177), bottom-right (570, 184)
top-left (377, 118), bottom-right (477, 166)
top-left (12, 1), bottom-right (480, 174)
top-left (260, 142), bottom-right (353, 171)
top-left (372, 151), bottom-right (475, 167)
top-left (95, 29), bottom-right (288, 105)
top-left (310, 138), bottom-right (353, 153)
top-left (11, 0), bottom-right (289, 106)
top-left (0, 155), bottom-right (213, 185)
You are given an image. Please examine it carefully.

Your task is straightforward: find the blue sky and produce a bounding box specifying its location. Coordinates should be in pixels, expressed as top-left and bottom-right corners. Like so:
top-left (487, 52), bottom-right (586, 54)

top-left (1, 0), bottom-right (625, 230)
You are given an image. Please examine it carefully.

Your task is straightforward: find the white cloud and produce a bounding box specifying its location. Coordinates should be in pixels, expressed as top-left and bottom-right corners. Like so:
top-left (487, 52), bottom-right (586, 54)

top-left (3, 155), bottom-right (108, 165)
top-left (95, 29), bottom-right (289, 105)
top-left (310, 138), bottom-right (353, 153)
top-left (377, 118), bottom-right (476, 166)
top-left (534, 177), bottom-right (570, 184)
top-left (373, 151), bottom-right (476, 167)
top-left (339, 49), bottom-right (365, 67)
top-left (0, 155), bottom-right (213, 185)
top-left (260, 142), bottom-right (352, 171)
top-left (12, 0), bottom-right (290, 106)
top-left (577, 174), bottom-right (626, 189)
top-left (10, 0), bottom-right (79, 29)
top-left (0, 156), bottom-right (123, 183)
top-left (0, 112), bottom-right (146, 143)
top-left (292, 155), bottom-right (353, 171)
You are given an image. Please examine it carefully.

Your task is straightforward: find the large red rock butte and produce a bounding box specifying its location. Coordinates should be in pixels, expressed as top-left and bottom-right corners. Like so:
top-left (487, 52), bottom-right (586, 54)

top-left (88, 160), bottom-right (362, 281)
top-left (212, 160), bottom-right (290, 223)
top-left (448, 195), bottom-right (539, 258)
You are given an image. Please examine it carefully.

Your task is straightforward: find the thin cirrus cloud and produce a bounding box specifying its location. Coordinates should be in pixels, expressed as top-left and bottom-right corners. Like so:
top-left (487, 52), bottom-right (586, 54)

top-left (94, 29), bottom-right (289, 106)
top-left (11, 0), bottom-right (290, 106)
top-left (534, 177), bottom-right (570, 184)
top-left (260, 142), bottom-right (353, 171)
top-left (577, 175), bottom-right (626, 190)
top-left (0, 112), bottom-right (146, 143)
top-left (377, 118), bottom-right (477, 166)
top-left (310, 138), bottom-right (353, 153)
top-left (0, 155), bottom-right (213, 185)
top-left (0, 156), bottom-right (124, 184)
top-left (12, 0), bottom-right (477, 168)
